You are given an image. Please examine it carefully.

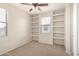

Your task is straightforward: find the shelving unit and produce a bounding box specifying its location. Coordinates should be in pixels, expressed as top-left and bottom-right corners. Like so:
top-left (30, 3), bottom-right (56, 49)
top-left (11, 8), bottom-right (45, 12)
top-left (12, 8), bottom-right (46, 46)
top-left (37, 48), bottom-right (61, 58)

top-left (32, 15), bottom-right (39, 41)
top-left (31, 9), bottom-right (65, 45)
top-left (53, 10), bottom-right (65, 45)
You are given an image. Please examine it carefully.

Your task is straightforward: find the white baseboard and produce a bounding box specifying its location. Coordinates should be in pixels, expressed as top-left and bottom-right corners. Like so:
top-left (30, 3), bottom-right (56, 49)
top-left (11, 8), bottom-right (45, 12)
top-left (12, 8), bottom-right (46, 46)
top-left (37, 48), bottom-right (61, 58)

top-left (0, 40), bottom-right (32, 55)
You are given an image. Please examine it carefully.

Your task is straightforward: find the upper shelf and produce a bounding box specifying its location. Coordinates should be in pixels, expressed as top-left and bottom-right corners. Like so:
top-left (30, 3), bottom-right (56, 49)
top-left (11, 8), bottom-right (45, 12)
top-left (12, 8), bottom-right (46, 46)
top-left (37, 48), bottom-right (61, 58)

top-left (32, 22), bottom-right (38, 24)
top-left (53, 13), bottom-right (64, 17)
top-left (53, 32), bottom-right (64, 34)
top-left (32, 26), bottom-right (38, 28)
top-left (53, 20), bottom-right (64, 22)
top-left (32, 16), bottom-right (38, 18)
top-left (52, 26), bottom-right (64, 28)
top-left (53, 37), bottom-right (64, 40)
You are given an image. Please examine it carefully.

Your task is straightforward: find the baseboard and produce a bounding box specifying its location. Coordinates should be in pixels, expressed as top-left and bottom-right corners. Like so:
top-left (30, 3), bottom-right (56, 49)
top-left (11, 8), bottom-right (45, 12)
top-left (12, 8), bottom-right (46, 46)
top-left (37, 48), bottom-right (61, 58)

top-left (66, 52), bottom-right (73, 56)
top-left (0, 40), bottom-right (32, 55)
top-left (32, 40), bottom-right (38, 42)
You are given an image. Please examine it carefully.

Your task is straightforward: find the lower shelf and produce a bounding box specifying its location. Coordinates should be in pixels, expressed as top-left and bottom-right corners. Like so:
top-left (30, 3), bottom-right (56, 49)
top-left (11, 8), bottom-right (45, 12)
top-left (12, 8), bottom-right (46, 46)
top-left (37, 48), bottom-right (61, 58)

top-left (53, 37), bottom-right (64, 40)
top-left (53, 39), bottom-right (64, 45)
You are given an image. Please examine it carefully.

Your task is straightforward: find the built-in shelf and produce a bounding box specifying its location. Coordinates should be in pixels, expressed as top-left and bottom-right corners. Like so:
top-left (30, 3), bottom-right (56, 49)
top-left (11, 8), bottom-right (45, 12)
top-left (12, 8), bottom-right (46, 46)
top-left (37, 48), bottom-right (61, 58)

top-left (53, 13), bottom-right (64, 17)
top-left (53, 26), bottom-right (64, 28)
top-left (32, 26), bottom-right (38, 28)
top-left (32, 22), bottom-right (38, 24)
top-left (53, 32), bottom-right (64, 34)
top-left (32, 34), bottom-right (39, 35)
top-left (53, 37), bottom-right (64, 40)
top-left (32, 15), bottom-right (39, 41)
top-left (32, 17), bottom-right (38, 18)
top-left (53, 10), bottom-right (64, 45)
top-left (53, 20), bottom-right (64, 22)
top-left (32, 32), bottom-right (39, 33)
top-left (32, 35), bottom-right (38, 36)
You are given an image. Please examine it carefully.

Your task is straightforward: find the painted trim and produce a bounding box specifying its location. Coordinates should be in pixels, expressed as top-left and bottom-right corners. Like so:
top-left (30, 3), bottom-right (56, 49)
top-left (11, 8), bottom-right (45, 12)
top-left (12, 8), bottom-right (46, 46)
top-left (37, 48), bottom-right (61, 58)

top-left (73, 3), bottom-right (78, 56)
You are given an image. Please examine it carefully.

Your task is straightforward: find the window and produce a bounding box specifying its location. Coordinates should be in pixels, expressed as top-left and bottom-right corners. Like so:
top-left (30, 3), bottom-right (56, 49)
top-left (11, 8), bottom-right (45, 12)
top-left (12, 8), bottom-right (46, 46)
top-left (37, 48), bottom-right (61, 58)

top-left (40, 17), bottom-right (51, 33)
top-left (0, 8), bottom-right (7, 37)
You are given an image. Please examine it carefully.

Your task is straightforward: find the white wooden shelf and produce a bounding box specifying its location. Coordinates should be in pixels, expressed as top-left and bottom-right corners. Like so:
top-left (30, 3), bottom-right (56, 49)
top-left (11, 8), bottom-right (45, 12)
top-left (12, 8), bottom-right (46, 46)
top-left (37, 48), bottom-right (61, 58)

top-left (53, 37), bottom-right (64, 40)
top-left (32, 26), bottom-right (38, 28)
top-left (53, 20), bottom-right (64, 22)
top-left (53, 13), bottom-right (64, 17)
top-left (53, 26), bottom-right (64, 28)
top-left (32, 32), bottom-right (39, 33)
top-left (32, 34), bottom-right (39, 35)
top-left (32, 22), bottom-right (38, 24)
top-left (53, 32), bottom-right (64, 34)
top-left (32, 17), bottom-right (38, 18)
top-left (32, 32), bottom-right (38, 33)
top-left (32, 35), bottom-right (38, 36)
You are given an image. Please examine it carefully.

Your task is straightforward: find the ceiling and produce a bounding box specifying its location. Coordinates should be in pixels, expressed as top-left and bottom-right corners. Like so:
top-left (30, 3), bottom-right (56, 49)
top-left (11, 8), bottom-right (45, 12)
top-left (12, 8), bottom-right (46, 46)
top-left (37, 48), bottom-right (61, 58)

top-left (12, 3), bottom-right (65, 15)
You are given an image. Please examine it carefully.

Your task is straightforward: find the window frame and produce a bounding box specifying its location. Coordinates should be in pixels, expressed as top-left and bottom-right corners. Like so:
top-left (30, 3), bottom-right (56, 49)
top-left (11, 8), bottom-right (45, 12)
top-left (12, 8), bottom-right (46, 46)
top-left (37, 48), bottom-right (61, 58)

top-left (0, 8), bottom-right (7, 37)
top-left (40, 16), bottom-right (51, 33)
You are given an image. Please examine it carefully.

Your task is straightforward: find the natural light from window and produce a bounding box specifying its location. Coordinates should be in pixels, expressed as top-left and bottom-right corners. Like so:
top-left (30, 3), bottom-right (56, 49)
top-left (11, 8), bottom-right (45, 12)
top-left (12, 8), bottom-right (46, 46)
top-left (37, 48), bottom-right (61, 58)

top-left (0, 8), bottom-right (7, 37)
top-left (40, 17), bottom-right (51, 33)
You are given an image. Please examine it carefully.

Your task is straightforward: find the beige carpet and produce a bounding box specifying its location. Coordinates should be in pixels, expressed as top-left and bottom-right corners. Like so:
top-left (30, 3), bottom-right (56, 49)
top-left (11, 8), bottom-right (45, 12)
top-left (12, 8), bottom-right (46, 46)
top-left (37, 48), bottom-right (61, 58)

top-left (2, 41), bottom-right (66, 56)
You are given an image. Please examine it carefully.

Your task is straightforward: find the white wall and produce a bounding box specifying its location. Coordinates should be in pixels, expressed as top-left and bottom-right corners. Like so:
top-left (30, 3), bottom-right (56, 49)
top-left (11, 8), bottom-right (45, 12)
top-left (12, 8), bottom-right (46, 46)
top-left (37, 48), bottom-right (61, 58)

top-left (0, 3), bottom-right (32, 55)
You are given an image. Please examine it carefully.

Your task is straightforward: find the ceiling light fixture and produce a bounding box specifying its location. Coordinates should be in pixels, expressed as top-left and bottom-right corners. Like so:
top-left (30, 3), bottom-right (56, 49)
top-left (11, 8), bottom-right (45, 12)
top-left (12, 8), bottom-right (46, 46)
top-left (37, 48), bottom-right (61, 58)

top-left (21, 3), bottom-right (48, 12)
